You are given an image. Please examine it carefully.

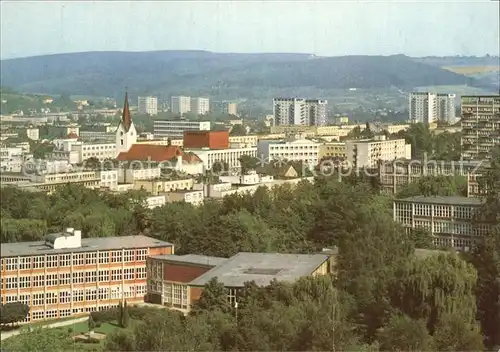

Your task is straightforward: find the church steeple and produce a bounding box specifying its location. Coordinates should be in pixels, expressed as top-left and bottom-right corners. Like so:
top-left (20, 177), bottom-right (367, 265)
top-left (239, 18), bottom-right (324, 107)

top-left (121, 90), bottom-right (132, 132)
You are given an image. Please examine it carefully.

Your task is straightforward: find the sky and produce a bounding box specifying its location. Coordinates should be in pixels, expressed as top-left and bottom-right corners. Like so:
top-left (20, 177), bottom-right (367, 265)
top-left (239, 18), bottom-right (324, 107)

top-left (1, 0), bottom-right (499, 60)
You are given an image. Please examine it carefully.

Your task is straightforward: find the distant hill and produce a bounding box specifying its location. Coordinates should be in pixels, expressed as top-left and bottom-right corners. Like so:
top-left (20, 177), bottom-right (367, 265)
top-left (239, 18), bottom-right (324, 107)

top-left (0, 51), bottom-right (489, 99)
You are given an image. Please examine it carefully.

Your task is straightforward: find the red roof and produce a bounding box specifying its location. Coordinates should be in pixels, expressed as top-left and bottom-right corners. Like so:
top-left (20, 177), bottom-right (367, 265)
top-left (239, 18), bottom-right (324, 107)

top-left (116, 144), bottom-right (202, 163)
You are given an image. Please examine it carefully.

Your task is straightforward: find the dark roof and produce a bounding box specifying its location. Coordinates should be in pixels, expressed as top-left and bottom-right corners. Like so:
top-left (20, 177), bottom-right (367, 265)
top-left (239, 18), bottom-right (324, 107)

top-left (121, 92), bottom-right (132, 132)
top-left (396, 196), bottom-right (483, 206)
top-left (149, 254), bottom-right (227, 267)
top-left (1, 235), bottom-right (173, 257)
top-left (189, 252), bottom-right (330, 288)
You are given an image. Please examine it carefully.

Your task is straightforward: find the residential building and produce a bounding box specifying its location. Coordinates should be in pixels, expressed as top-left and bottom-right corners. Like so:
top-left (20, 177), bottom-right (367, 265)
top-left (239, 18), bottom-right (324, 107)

top-left (345, 136), bottom-right (411, 169)
top-left (183, 130), bottom-right (229, 150)
top-left (153, 120), bottom-right (211, 139)
top-left (409, 92), bottom-right (438, 124)
top-left (134, 178), bottom-right (195, 195)
top-left (257, 139), bottom-right (320, 169)
top-left (273, 98), bottom-right (328, 126)
top-left (0, 147), bottom-right (24, 172)
top-left (79, 131), bottom-right (115, 142)
top-left (229, 135), bottom-right (259, 148)
top-left (138, 96), bottom-right (158, 116)
top-left (0, 229), bottom-right (173, 323)
top-left (437, 93), bottom-right (457, 124)
top-left (461, 95), bottom-right (500, 161)
top-left (190, 97), bottom-right (210, 115)
top-left (26, 128), bottom-right (40, 141)
top-left (393, 196), bottom-right (491, 251)
top-left (379, 159), bottom-right (484, 194)
top-left (144, 195), bottom-right (166, 209)
top-left (318, 142), bottom-right (346, 160)
top-left (171, 96), bottom-right (191, 115)
top-left (146, 252), bottom-right (333, 312)
top-left (211, 101), bottom-right (238, 116)
top-left (48, 125), bottom-right (80, 138)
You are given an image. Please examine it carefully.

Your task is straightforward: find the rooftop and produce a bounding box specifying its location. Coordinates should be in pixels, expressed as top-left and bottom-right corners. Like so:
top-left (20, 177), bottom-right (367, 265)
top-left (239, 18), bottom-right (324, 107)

top-left (189, 252), bottom-right (330, 288)
top-left (149, 254), bottom-right (227, 267)
top-left (396, 196), bottom-right (483, 206)
top-left (1, 235), bottom-right (173, 257)
top-left (117, 144), bottom-right (202, 164)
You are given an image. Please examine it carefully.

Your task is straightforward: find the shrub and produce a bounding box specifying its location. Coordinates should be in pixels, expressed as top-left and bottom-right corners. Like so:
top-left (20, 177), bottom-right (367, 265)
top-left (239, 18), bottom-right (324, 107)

top-left (67, 327), bottom-right (73, 333)
top-left (90, 307), bottom-right (119, 323)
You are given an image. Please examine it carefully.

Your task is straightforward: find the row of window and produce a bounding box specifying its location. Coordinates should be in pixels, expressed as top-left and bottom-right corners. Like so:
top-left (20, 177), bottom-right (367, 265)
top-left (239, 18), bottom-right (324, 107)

top-left (3, 249), bottom-right (149, 271)
top-left (3, 268), bottom-right (147, 289)
top-left (4, 285), bottom-right (147, 307)
top-left (394, 203), bottom-right (478, 219)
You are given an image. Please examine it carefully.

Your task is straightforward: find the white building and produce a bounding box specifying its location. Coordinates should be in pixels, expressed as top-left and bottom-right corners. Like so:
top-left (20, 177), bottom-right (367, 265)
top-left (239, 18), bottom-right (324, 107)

top-left (138, 96), bottom-right (158, 116)
top-left (437, 93), bottom-right (456, 124)
top-left (171, 96), bottom-right (191, 115)
top-left (191, 97), bottom-right (210, 115)
top-left (116, 93), bottom-right (137, 155)
top-left (393, 196), bottom-right (491, 252)
top-left (345, 136), bottom-right (411, 169)
top-left (97, 170), bottom-right (118, 189)
top-left (165, 190), bottom-right (204, 206)
top-left (26, 128), bottom-right (40, 141)
top-left (409, 92), bottom-right (438, 124)
top-left (0, 147), bottom-right (24, 172)
top-left (117, 167), bottom-right (162, 184)
top-left (257, 139), bottom-right (320, 169)
top-left (186, 147), bottom-right (258, 171)
top-left (153, 120), bottom-right (211, 139)
top-left (273, 98), bottom-right (328, 126)
top-left (145, 195), bottom-right (167, 209)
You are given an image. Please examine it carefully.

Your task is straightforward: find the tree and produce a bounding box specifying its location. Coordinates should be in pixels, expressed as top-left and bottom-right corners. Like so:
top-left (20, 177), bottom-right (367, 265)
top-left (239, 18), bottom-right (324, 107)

top-left (118, 301), bottom-right (124, 327)
top-left (0, 302), bottom-right (30, 326)
top-left (88, 314), bottom-right (96, 334)
top-left (230, 124), bottom-right (246, 136)
top-left (122, 300), bottom-right (130, 328)
top-left (377, 314), bottom-right (435, 351)
top-left (2, 327), bottom-right (75, 352)
top-left (239, 155), bottom-right (260, 174)
top-left (192, 278), bottom-right (231, 314)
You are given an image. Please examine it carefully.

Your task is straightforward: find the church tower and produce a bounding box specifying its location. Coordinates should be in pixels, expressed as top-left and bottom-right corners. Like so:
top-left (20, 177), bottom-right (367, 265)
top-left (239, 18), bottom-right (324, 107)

top-left (116, 91), bottom-right (137, 155)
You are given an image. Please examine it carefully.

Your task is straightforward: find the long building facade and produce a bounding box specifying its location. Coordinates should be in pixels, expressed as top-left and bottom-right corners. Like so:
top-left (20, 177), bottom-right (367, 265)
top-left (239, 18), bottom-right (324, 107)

top-left (0, 229), bottom-right (173, 323)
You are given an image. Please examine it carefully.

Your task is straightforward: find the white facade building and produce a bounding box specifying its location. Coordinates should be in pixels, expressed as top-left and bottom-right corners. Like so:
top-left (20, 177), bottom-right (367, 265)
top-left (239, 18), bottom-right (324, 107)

top-left (26, 128), bottom-right (40, 141)
top-left (97, 170), bottom-right (118, 189)
top-left (138, 96), bottom-right (158, 116)
top-left (0, 147), bottom-right (24, 172)
top-left (186, 147), bottom-right (258, 171)
top-left (345, 136), bottom-right (411, 169)
top-left (257, 139), bottom-right (320, 169)
top-left (273, 98), bottom-right (328, 126)
top-left (393, 196), bottom-right (491, 252)
top-left (190, 97), bottom-right (210, 115)
top-left (153, 120), bottom-right (211, 139)
top-left (437, 93), bottom-right (456, 124)
top-left (171, 96), bottom-right (191, 115)
top-left (409, 92), bottom-right (438, 124)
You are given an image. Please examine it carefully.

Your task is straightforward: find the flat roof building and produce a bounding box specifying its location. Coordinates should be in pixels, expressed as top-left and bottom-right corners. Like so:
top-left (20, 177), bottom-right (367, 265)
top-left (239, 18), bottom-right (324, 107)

top-left (1, 229), bottom-right (173, 323)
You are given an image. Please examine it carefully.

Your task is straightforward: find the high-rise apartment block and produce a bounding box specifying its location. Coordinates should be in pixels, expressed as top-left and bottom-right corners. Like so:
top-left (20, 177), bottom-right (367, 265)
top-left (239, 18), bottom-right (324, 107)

top-left (190, 97), bottom-right (210, 115)
top-left (0, 228), bottom-right (173, 323)
top-left (345, 136), bottom-right (411, 169)
top-left (138, 96), bottom-right (158, 116)
top-left (409, 92), bottom-right (456, 124)
top-left (171, 96), bottom-right (191, 115)
top-left (273, 98), bottom-right (328, 126)
top-left (461, 95), bottom-right (500, 161)
top-left (211, 101), bottom-right (238, 116)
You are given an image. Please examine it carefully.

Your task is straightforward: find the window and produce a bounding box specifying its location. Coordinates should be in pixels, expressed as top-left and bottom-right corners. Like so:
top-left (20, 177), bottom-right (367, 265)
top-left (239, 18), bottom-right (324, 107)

top-left (6, 277), bottom-right (17, 289)
top-left (32, 275), bottom-right (45, 287)
top-left (136, 249), bottom-right (148, 261)
top-left (111, 251), bottom-right (122, 263)
top-left (46, 255), bottom-right (58, 268)
top-left (86, 252), bottom-right (97, 265)
top-left (33, 256), bottom-right (45, 269)
top-left (19, 276), bottom-right (31, 288)
top-left (123, 268), bottom-right (135, 280)
top-left (59, 272), bottom-right (71, 285)
top-left (111, 269), bottom-right (122, 281)
top-left (60, 309), bottom-right (72, 318)
top-left (32, 310), bottom-right (45, 320)
top-left (98, 287), bottom-right (110, 300)
top-left (46, 292), bottom-right (57, 305)
top-left (46, 274), bottom-right (58, 286)
top-left (73, 290), bottom-right (84, 302)
top-left (32, 293), bottom-right (44, 306)
top-left (98, 270), bottom-right (109, 282)
top-left (136, 284), bottom-right (147, 297)
top-left (19, 257), bottom-right (31, 270)
top-left (6, 258), bottom-right (18, 271)
top-left (72, 253), bottom-right (85, 266)
top-left (123, 250), bottom-right (134, 262)
top-left (85, 271), bottom-right (97, 283)
top-left (59, 254), bottom-right (71, 267)
top-left (59, 291), bottom-right (71, 304)
top-left (136, 267), bottom-right (147, 279)
top-left (5, 295), bottom-right (18, 303)
top-left (46, 310), bottom-right (57, 319)
top-left (111, 286), bottom-right (122, 299)
top-left (73, 272), bottom-right (84, 284)
top-left (85, 289), bottom-right (97, 301)
top-left (18, 294), bottom-right (30, 305)
top-left (98, 252), bottom-right (109, 264)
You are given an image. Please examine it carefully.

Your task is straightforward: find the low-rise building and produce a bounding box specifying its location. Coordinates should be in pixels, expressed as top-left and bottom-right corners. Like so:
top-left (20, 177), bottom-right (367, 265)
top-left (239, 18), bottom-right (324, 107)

top-left (393, 196), bottom-right (491, 251)
top-left (187, 147), bottom-right (257, 171)
top-left (153, 120), bottom-right (210, 139)
top-left (165, 190), bottom-right (204, 206)
top-left (257, 139), bottom-right (320, 169)
top-left (134, 178), bottom-right (195, 195)
top-left (0, 229), bottom-right (173, 323)
top-left (146, 252), bottom-right (333, 312)
top-left (184, 130), bottom-right (229, 150)
top-left (26, 128), bottom-right (40, 141)
top-left (318, 142), bottom-right (346, 160)
top-left (144, 195), bottom-right (166, 209)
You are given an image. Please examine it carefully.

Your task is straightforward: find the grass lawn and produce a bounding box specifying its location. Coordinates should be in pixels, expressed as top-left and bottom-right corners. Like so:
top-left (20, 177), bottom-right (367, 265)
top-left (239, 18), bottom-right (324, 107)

top-left (68, 320), bottom-right (122, 335)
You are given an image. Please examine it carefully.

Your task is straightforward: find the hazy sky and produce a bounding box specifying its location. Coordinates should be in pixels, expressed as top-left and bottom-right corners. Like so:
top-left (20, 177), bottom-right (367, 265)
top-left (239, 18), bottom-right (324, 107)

top-left (1, 0), bottom-right (499, 59)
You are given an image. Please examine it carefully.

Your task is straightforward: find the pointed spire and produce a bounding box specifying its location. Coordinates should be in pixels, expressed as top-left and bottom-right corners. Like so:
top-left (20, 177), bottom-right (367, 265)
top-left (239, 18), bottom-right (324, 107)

top-left (121, 89), bottom-right (132, 132)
